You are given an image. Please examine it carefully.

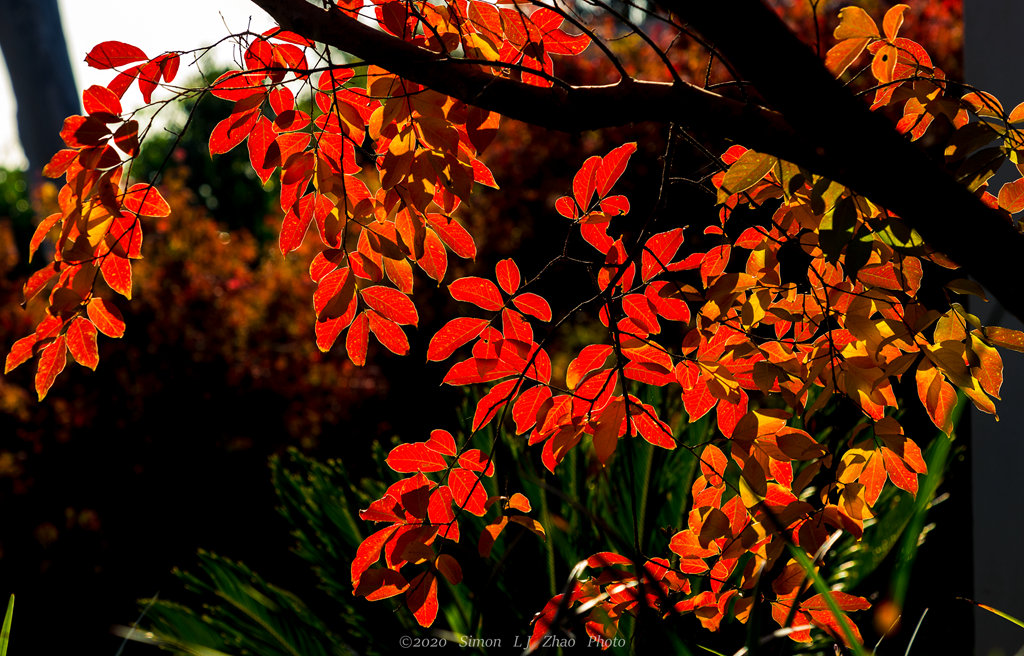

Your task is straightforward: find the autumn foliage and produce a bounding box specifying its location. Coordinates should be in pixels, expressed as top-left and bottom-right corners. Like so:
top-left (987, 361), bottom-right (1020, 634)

top-left (6, 0), bottom-right (1024, 651)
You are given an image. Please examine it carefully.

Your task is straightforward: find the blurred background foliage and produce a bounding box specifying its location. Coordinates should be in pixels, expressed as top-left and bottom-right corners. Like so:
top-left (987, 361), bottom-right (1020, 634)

top-left (0, 0), bottom-right (973, 653)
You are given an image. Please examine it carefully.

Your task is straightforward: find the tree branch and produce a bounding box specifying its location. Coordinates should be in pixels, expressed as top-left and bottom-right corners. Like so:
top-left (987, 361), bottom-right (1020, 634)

top-left (248, 0), bottom-right (825, 166)
top-left (664, 0), bottom-right (1024, 321)
top-left (250, 0), bottom-right (1024, 321)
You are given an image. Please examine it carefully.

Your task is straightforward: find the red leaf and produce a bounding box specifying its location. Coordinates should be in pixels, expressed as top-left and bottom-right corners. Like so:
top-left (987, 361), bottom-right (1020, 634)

top-left (566, 344), bottom-right (613, 390)
top-left (122, 184), bottom-right (170, 217)
top-left (29, 213), bottom-right (61, 262)
top-left (512, 292), bottom-right (551, 322)
top-left (592, 397), bottom-right (625, 465)
top-left (60, 115), bottom-right (110, 148)
top-left (701, 244), bottom-right (731, 287)
top-left (716, 390), bottom-right (748, 438)
top-left (555, 196), bottom-right (578, 219)
top-left (23, 263), bottom-right (60, 304)
top-left (5, 334), bottom-right (38, 374)
top-left (367, 310), bottom-right (410, 356)
top-left (209, 103), bottom-right (261, 155)
top-left (426, 214), bottom-right (476, 259)
top-left (458, 449), bottom-right (495, 476)
top-left (211, 71), bottom-right (265, 101)
top-left (101, 255), bottom-right (133, 299)
top-left (66, 317), bottom-right (99, 370)
top-left (573, 156), bottom-right (601, 210)
top-left (595, 142), bottom-right (637, 198)
top-left (427, 429), bottom-right (457, 456)
top-left (247, 116), bottom-right (277, 184)
top-left (473, 379), bottom-right (518, 431)
top-left (406, 571), bottom-right (439, 627)
top-left (87, 298), bottom-right (126, 338)
top-left (700, 444), bottom-right (729, 487)
top-left (387, 443), bottom-right (448, 473)
top-left (361, 286), bottom-right (418, 326)
top-left (448, 468), bottom-right (488, 516)
top-left (85, 41), bottom-right (148, 69)
top-left (529, 595), bottom-right (564, 651)
top-left (351, 526), bottom-right (399, 587)
top-left (427, 317), bottom-right (489, 362)
top-left (449, 277), bottom-right (503, 311)
top-left (641, 228), bottom-right (686, 282)
top-left (495, 258), bottom-right (521, 295)
top-left (418, 229), bottom-right (448, 282)
top-left (35, 335), bottom-right (67, 400)
top-left (512, 385), bottom-right (552, 434)
top-left (42, 149), bottom-right (78, 178)
top-left (83, 85), bottom-right (122, 118)
top-left (345, 312), bottom-right (369, 364)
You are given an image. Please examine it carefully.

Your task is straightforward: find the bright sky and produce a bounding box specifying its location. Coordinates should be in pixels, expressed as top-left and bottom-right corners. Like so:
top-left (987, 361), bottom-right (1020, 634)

top-left (0, 0), bottom-right (276, 169)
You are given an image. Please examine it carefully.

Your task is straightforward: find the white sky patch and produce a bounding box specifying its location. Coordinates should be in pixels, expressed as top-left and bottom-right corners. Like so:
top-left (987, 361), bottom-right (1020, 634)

top-left (0, 0), bottom-right (275, 170)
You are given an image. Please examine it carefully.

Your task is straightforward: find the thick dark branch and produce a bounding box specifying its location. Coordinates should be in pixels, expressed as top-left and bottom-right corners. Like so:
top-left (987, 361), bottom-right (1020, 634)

top-left (664, 0), bottom-right (1024, 321)
top-left (249, 0), bottom-right (825, 166)
top-left (252, 0), bottom-right (1024, 320)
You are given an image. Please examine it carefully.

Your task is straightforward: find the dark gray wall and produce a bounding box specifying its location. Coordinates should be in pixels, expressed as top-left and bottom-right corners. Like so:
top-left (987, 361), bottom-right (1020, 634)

top-left (964, 3), bottom-right (1024, 655)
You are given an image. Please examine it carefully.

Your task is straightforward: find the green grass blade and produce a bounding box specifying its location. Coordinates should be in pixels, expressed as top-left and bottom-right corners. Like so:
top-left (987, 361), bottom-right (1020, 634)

top-left (960, 597), bottom-right (1024, 631)
top-left (0, 594), bottom-right (14, 656)
top-left (788, 546), bottom-right (868, 656)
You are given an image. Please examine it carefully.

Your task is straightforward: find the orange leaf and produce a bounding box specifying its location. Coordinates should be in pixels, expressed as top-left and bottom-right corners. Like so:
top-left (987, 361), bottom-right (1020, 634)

top-left (87, 298), bottom-right (125, 338)
top-left (881, 447), bottom-right (918, 495)
top-left (998, 178), bottom-right (1024, 214)
top-left (478, 517), bottom-right (508, 557)
top-left (406, 571), bottom-right (439, 627)
top-left (345, 312), bottom-right (369, 364)
top-left (984, 326), bottom-right (1024, 353)
top-left (66, 317), bottom-right (99, 370)
top-left (449, 276), bottom-right (503, 310)
top-left (834, 6), bottom-right (879, 40)
top-left (882, 4), bottom-right (909, 41)
top-left (435, 554), bottom-right (462, 585)
top-left (101, 255), bottom-right (132, 299)
top-left (591, 397), bottom-right (625, 465)
top-left (507, 492), bottom-right (532, 513)
top-left (361, 286), bottom-right (418, 326)
top-left (700, 444), bottom-right (729, 487)
top-left (35, 335), bottom-right (67, 400)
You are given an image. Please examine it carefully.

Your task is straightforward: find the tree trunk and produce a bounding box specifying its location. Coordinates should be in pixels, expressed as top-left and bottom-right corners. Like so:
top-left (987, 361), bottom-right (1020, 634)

top-left (0, 0), bottom-right (79, 175)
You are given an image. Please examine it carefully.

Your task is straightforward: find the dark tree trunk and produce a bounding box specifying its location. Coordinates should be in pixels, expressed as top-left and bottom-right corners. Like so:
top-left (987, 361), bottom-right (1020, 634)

top-left (0, 0), bottom-right (79, 175)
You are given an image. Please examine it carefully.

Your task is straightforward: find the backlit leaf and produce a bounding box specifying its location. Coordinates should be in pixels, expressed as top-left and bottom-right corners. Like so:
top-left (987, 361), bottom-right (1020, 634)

top-left (717, 151), bottom-right (776, 203)
top-left (35, 335), bottom-right (67, 401)
top-left (595, 142), bottom-right (637, 198)
top-left (85, 41), bottom-right (148, 69)
top-left (449, 277), bottom-right (503, 310)
top-left (66, 317), bottom-right (99, 370)
top-left (361, 286), bottom-right (418, 325)
top-left (87, 298), bottom-right (125, 338)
